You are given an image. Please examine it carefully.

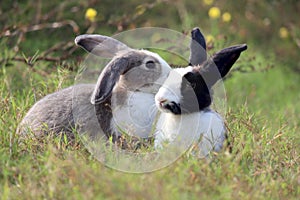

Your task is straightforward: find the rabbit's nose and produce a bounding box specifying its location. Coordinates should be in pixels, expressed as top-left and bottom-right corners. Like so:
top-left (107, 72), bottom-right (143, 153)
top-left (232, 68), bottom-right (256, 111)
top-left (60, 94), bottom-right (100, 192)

top-left (157, 98), bottom-right (168, 107)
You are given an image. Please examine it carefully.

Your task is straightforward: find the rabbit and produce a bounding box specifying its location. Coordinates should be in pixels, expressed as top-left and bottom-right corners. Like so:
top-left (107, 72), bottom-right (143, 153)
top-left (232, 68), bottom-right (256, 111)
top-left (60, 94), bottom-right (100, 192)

top-left (154, 28), bottom-right (247, 157)
top-left (18, 34), bottom-right (172, 141)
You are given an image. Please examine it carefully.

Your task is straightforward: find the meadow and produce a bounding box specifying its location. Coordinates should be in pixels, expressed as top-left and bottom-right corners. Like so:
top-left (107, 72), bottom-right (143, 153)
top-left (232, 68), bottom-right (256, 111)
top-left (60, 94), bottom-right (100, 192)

top-left (0, 0), bottom-right (299, 199)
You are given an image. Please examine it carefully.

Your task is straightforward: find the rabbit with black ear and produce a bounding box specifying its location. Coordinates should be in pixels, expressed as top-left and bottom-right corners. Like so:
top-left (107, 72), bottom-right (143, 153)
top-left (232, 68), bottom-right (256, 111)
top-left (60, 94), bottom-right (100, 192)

top-left (18, 34), bottom-right (171, 140)
top-left (154, 29), bottom-right (247, 157)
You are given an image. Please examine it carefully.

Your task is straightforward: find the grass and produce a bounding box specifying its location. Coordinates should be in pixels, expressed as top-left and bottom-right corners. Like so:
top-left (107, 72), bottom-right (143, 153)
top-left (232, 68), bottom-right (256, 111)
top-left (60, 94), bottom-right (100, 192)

top-left (1, 0), bottom-right (299, 199)
top-left (0, 44), bottom-right (299, 199)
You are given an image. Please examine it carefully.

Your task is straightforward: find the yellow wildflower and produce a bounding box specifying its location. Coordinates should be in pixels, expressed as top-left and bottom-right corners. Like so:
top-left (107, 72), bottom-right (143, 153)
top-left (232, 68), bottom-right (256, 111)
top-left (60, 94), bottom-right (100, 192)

top-left (222, 12), bottom-right (231, 22)
top-left (203, 0), bottom-right (214, 6)
top-left (279, 27), bottom-right (289, 39)
top-left (135, 5), bottom-right (146, 16)
top-left (85, 8), bottom-right (97, 22)
top-left (208, 7), bottom-right (221, 19)
top-left (206, 34), bottom-right (215, 44)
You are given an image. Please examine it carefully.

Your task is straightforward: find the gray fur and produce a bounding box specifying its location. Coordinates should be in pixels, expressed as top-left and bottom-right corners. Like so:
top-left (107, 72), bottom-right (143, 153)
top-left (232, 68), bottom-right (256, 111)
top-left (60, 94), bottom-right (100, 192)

top-left (110, 52), bottom-right (162, 92)
top-left (91, 51), bottom-right (162, 104)
top-left (18, 84), bottom-right (98, 138)
top-left (91, 56), bottom-right (130, 104)
top-left (18, 34), bottom-right (171, 141)
top-left (75, 34), bottom-right (131, 58)
top-left (93, 50), bottom-right (170, 140)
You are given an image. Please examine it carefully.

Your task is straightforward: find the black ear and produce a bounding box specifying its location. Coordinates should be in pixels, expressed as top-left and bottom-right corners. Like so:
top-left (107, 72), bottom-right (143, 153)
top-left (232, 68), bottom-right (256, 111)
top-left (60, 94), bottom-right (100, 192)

top-left (189, 27), bottom-right (207, 66)
top-left (212, 44), bottom-right (247, 78)
top-left (91, 57), bottom-right (130, 104)
top-left (75, 34), bottom-right (131, 58)
top-left (197, 44), bottom-right (247, 87)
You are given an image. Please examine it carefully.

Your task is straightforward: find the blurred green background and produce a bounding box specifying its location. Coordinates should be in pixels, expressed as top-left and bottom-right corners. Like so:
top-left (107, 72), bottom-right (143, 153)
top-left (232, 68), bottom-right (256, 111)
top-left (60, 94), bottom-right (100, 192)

top-left (1, 0), bottom-right (299, 68)
top-left (0, 0), bottom-right (299, 199)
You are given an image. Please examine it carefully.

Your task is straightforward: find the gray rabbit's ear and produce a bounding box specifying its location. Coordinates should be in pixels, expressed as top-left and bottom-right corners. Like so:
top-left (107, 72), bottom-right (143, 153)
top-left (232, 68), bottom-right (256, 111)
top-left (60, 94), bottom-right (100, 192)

top-left (189, 27), bottom-right (207, 66)
top-left (91, 57), bottom-right (131, 104)
top-left (194, 44), bottom-right (247, 87)
top-left (75, 34), bottom-right (132, 58)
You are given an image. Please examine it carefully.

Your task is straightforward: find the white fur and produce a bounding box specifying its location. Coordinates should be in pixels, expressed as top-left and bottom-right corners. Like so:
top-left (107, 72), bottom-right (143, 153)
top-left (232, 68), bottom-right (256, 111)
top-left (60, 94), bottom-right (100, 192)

top-left (111, 91), bottom-right (157, 138)
top-left (155, 67), bottom-right (193, 113)
top-left (154, 110), bottom-right (226, 157)
top-left (154, 67), bottom-right (226, 157)
top-left (108, 50), bottom-right (171, 138)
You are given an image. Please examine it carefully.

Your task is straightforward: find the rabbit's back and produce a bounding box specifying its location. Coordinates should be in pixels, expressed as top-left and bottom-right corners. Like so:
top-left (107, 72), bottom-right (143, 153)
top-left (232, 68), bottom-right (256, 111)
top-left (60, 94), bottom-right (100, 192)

top-left (18, 84), bottom-right (96, 138)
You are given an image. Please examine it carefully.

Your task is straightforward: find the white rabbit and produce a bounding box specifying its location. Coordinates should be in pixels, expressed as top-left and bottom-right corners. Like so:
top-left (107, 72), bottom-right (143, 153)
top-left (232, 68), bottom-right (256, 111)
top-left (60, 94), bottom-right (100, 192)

top-left (154, 29), bottom-right (247, 157)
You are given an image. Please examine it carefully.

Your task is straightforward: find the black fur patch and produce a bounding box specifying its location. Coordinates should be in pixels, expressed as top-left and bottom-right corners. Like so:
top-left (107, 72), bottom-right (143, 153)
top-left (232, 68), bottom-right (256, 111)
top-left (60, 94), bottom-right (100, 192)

top-left (162, 71), bottom-right (212, 115)
top-left (164, 101), bottom-right (181, 115)
top-left (179, 72), bottom-right (212, 114)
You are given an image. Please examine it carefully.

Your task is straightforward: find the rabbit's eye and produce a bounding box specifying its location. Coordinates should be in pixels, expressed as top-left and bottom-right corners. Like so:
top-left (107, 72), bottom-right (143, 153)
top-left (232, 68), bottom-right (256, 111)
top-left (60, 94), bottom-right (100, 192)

top-left (146, 60), bottom-right (156, 69)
